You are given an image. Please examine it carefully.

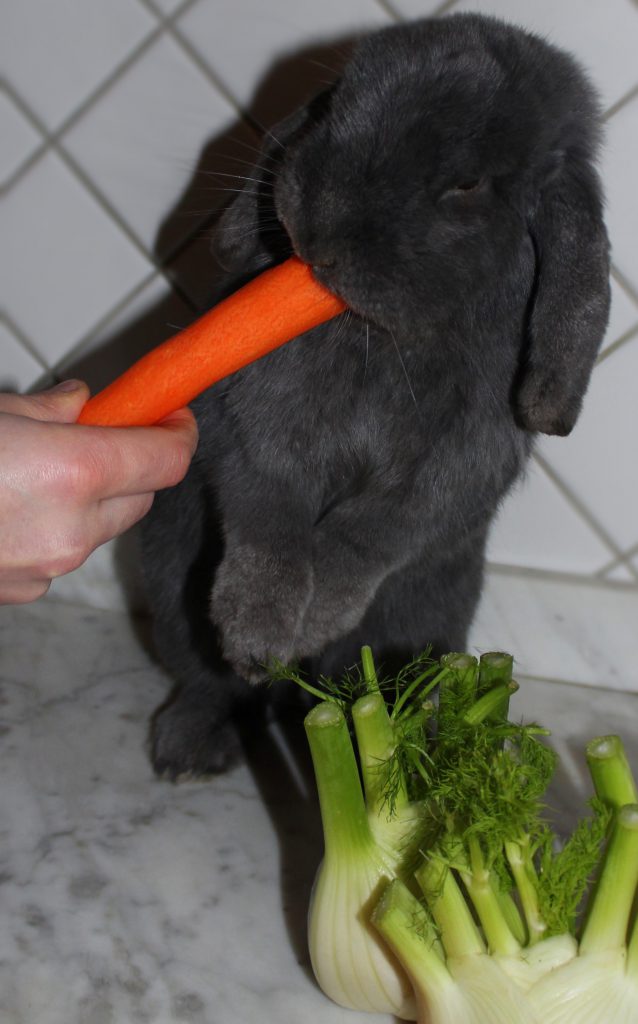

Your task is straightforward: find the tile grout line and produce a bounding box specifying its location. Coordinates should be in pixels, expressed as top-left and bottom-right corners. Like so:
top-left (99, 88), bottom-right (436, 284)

top-left (611, 263), bottom-right (638, 309)
top-left (4, 0), bottom-right (265, 375)
top-left (432, 0), bottom-right (463, 16)
top-left (596, 322), bottom-right (638, 366)
top-left (6, 0), bottom-right (199, 169)
top-left (486, 560), bottom-right (638, 593)
top-left (136, 0), bottom-right (254, 128)
top-left (1, 24), bottom-right (168, 195)
top-left (3, 77), bottom-right (209, 327)
top-left (51, 269), bottom-right (162, 380)
top-left (531, 450), bottom-right (638, 583)
top-left (371, 0), bottom-right (404, 20)
top-left (594, 540), bottom-right (638, 580)
top-left (514, 672), bottom-right (638, 698)
top-left (603, 81), bottom-right (638, 122)
top-left (0, 312), bottom-right (51, 375)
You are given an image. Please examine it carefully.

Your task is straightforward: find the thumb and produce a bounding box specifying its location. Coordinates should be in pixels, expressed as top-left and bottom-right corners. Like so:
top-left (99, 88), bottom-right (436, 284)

top-left (0, 379), bottom-right (91, 424)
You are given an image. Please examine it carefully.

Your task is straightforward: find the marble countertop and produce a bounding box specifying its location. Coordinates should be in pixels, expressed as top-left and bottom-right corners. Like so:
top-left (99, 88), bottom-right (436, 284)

top-left (1, 598), bottom-right (636, 1024)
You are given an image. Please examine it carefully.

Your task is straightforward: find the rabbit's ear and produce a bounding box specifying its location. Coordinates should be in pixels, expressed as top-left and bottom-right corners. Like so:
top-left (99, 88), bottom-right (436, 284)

top-left (213, 107), bottom-right (311, 273)
top-left (515, 158), bottom-right (610, 436)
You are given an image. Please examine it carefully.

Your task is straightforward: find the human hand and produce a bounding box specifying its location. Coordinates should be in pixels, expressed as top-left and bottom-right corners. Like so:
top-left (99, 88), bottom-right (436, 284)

top-left (0, 380), bottom-right (198, 605)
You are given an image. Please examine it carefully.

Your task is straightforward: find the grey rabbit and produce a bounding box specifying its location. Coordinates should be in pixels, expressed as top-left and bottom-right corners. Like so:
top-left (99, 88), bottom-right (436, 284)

top-left (142, 13), bottom-right (610, 778)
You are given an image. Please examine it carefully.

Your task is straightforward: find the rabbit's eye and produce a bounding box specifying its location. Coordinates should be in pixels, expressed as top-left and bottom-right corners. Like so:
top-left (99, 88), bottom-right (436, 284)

top-left (453, 178), bottom-right (483, 193)
top-left (438, 178), bottom-right (487, 204)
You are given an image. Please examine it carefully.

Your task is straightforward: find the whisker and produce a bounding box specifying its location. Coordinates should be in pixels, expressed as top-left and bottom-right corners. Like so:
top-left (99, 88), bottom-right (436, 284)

top-left (191, 186), bottom-right (263, 196)
top-left (196, 171), bottom-right (273, 186)
top-left (250, 121), bottom-right (285, 151)
top-left (194, 157), bottom-right (276, 176)
top-left (227, 135), bottom-right (281, 163)
top-left (327, 309), bottom-right (352, 349)
top-left (306, 57), bottom-right (341, 76)
top-left (390, 330), bottom-right (419, 411)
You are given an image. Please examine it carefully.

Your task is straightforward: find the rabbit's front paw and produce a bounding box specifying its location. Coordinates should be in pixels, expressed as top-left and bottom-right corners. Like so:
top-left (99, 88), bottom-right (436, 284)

top-left (151, 695), bottom-right (242, 780)
top-left (210, 545), bottom-right (313, 681)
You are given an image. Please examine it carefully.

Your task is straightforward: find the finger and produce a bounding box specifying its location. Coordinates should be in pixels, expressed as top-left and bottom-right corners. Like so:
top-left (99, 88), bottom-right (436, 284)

top-left (0, 578), bottom-right (51, 606)
top-left (92, 492), bottom-right (156, 548)
top-left (77, 412), bottom-right (198, 499)
top-left (156, 406), bottom-right (199, 455)
top-left (0, 380), bottom-right (90, 424)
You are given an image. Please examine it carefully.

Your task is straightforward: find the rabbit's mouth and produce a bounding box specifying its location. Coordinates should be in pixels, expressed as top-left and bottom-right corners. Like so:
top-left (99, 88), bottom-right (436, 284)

top-left (309, 262), bottom-right (374, 325)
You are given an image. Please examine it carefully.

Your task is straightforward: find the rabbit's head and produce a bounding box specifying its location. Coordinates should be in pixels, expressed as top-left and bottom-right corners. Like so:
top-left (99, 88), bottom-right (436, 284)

top-left (216, 15), bottom-right (610, 436)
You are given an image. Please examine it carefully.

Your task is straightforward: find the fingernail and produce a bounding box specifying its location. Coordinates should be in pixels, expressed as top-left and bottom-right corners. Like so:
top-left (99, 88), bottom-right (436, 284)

top-left (52, 379), bottom-right (84, 393)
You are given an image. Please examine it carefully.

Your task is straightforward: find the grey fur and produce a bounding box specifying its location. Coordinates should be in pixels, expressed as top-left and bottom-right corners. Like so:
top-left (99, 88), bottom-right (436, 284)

top-left (142, 14), bottom-right (610, 778)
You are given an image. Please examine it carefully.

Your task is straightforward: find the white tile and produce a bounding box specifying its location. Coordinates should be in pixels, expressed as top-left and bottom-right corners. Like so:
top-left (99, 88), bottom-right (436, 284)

top-left (446, 0), bottom-right (638, 111)
top-left (177, 0), bottom-right (393, 120)
top-left (603, 97), bottom-right (638, 295)
top-left (147, 0), bottom-right (186, 14)
top-left (0, 0), bottom-right (155, 131)
top-left (0, 320), bottom-right (47, 392)
top-left (470, 570), bottom-right (638, 692)
top-left (601, 275), bottom-right (638, 354)
top-left (58, 274), bottom-right (196, 394)
top-left (391, 0), bottom-right (457, 18)
top-left (0, 152), bottom-right (152, 367)
top-left (604, 563), bottom-right (637, 584)
top-left (539, 338), bottom-right (638, 551)
top-left (0, 91), bottom-right (42, 188)
top-left (64, 33), bottom-right (241, 258)
top-left (486, 457), bottom-right (612, 574)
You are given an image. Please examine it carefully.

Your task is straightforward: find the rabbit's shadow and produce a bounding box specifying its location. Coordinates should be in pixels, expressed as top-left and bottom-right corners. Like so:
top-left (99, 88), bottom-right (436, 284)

top-left (67, 34), bottom-right (359, 616)
top-left (65, 31), bottom-right (359, 985)
top-left (66, 34), bottom-right (357, 399)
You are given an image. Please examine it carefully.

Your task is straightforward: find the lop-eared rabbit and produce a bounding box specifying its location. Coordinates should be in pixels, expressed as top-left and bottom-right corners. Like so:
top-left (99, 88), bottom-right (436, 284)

top-left (142, 14), bottom-right (610, 777)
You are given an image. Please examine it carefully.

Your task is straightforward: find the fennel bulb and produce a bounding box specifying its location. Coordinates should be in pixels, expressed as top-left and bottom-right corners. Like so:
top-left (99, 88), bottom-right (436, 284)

top-left (305, 700), bottom-right (416, 1018)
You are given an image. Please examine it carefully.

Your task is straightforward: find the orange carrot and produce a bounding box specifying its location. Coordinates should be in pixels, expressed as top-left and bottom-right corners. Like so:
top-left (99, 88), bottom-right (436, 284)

top-left (77, 257), bottom-right (346, 427)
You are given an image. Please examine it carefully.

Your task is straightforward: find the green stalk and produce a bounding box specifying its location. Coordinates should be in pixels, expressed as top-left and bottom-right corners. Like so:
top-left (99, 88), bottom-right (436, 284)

top-left (304, 702), bottom-right (372, 859)
top-left (372, 879), bottom-right (452, 988)
top-left (586, 736), bottom-right (638, 809)
top-left (391, 666), bottom-right (450, 721)
top-left (478, 652), bottom-right (514, 691)
top-left (505, 838), bottom-right (546, 946)
top-left (579, 804), bottom-right (638, 955)
top-left (463, 682), bottom-right (519, 727)
top-left (492, 882), bottom-right (528, 947)
top-left (478, 652), bottom-right (514, 722)
top-left (438, 654), bottom-right (479, 734)
top-left (361, 645), bottom-right (381, 693)
top-left (416, 854), bottom-right (485, 959)
top-left (461, 837), bottom-right (521, 956)
top-left (352, 691), bottom-right (409, 816)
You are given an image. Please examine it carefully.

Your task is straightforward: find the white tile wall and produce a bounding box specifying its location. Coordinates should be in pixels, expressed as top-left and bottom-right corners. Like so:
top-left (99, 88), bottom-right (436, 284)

top-left (2, 0), bottom-right (637, 688)
top-left (177, 0), bottom-right (393, 116)
top-left (1, 0), bottom-right (156, 131)
top-left (1, 150), bottom-right (152, 365)
top-left (0, 319), bottom-right (48, 393)
top-left (603, 276), bottom-right (638, 354)
top-left (63, 33), bottom-right (240, 255)
top-left (602, 95), bottom-right (638, 292)
top-left (486, 458), bottom-right (614, 575)
top-left (540, 340), bottom-right (638, 554)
